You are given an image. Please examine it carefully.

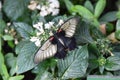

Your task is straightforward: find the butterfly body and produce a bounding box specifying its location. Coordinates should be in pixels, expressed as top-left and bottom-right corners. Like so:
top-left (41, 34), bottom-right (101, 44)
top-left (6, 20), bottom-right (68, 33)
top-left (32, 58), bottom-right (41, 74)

top-left (34, 17), bottom-right (79, 64)
top-left (50, 29), bottom-right (77, 59)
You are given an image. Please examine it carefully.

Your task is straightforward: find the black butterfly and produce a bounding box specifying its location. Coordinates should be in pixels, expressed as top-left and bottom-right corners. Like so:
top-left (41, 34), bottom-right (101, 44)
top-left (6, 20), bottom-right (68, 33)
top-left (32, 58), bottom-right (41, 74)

top-left (34, 17), bottom-right (79, 64)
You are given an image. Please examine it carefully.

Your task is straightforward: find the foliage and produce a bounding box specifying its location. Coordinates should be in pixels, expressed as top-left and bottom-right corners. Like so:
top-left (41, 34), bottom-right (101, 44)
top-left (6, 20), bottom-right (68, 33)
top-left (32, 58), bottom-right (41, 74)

top-left (0, 0), bottom-right (120, 80)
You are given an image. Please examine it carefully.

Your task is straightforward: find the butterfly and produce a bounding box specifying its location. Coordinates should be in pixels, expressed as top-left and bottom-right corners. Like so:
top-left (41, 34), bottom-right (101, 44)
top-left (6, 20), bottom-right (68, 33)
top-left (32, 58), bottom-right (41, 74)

top-left (34, 17), bottom-right (80, 64)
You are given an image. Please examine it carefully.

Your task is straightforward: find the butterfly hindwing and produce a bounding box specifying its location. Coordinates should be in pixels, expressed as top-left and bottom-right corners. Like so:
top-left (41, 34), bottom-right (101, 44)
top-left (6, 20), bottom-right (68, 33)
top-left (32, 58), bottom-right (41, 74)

top-left (34, 40), bottom-right (57, 64)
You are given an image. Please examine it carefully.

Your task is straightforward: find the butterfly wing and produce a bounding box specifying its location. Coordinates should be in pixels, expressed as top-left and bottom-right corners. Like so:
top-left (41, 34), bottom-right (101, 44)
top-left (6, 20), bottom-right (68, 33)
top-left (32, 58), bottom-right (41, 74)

top-left (60, 17), bottom-right (79, 37)
top-left (34, 40), bottom-right (57, 64)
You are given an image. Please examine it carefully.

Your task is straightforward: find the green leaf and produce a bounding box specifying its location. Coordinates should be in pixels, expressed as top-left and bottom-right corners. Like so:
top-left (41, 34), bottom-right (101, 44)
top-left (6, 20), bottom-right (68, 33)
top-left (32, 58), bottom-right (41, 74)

top-left (16, 41), bottom-right (38, 74)
top-left (84, 0), bottom-right (94, 13)
top-left (71, 5), bottom-right (94, 22)
top-left (57, 46), bottom-right (88, 79)
top-left (2, 35), bottom-right (14, 41)
top-left (0, 20), bottom-right (6, 51)
top-left (105, 56), bottom-right (120, 71)
top-left (106, 23), bottom-right (114, 34)
top-left (51, 16), bottom-right (67, 25)
top-left (116, 19), bottom-right (120, 30)
top-left (35, 71), bottom-right (53, 80)
top-left (99, 66), bottom-right (104, 74)
top-left (15, 40), bottom-right (29, 54)
top-left (0, 12), bottom-right (2, 19)
top-left (32, 58), bottom-right (56, 74)
top-left (5, 53), bottom-right (17, 76)
top-left (0, 19), bottom-right (6, 35)
top-left (7, 41), bottom-right (15, 49)
top-left (64, 0), bottom-right (74, 13)
top-left (116, 11), bottom-right (120, 19)
top-left (99, 11), bottom-right (117, 23)
top-left (115, 30), bottom-right (120, 40)
top-left (0, 52), bottom-right (4, 66)
top-left (0, 64), bottom-right (9, 80)
top-left (13, 22), bottom-right (33, 39)
top-left (3, 0), bottom-right (29, 21)
top-left (15, 40), bottom-right (30, 54)
top-left (94, 0), bottom-right (106, 18)
top-left (0, 52), bottom-right (9, 80)
top-left (75, 21), bottom-right (93, 44)
top-left (9, 75), bottom-right (24, 80)
top-left (5, 53), bottom-right (16, 68)
top-left (32, 16), bottom-right (46, 24)
top-left (71, 5), bottom-right (100, 27)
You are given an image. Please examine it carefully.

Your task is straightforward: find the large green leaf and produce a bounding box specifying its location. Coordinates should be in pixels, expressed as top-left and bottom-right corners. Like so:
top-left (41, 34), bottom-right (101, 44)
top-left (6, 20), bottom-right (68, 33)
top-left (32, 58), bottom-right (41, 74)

top-left (15, 40), bottom-right (30, 54)
top-left (71, 5), bottom-right (100, 27)
top-left (13, 22), bottom-right (33, 39)
top-left (16, 41), bottom-right (38, 74)
top-left (75, 21), bottom-right (93, 44)
top-left (94, 0), bottom-right (106, 18)
top-left (71, 5), bottom-right (94, 22)
top-left (3, 0), bottom-right (29, 21)
top-left (57, 45), bottom-right (88, 79)
top-left (105, 56), bottom-right (120, 71)
top-left (99, 11), bottom-right (117, 23)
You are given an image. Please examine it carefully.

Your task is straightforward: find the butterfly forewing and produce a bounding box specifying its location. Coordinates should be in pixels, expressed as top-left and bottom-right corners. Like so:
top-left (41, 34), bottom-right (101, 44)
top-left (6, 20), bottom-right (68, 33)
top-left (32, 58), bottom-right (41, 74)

top-left (60, 17), bottom-right (79, 37)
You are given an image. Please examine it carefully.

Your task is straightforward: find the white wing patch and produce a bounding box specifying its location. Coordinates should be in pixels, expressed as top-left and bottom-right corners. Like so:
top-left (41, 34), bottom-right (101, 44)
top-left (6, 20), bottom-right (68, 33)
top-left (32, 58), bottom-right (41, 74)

top-left (60, 17), bottom-right (79, 37)
top-left (34, 40), bottom-right (57, 64)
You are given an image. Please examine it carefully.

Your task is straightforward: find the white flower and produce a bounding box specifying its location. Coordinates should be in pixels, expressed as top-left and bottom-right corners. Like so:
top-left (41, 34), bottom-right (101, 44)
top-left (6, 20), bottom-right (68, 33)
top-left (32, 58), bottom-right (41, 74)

top-left (51, 8), bottom-right (59, 16)
top-left (30, 37), bottom-right (41, 47)
top-left (28, 0), bottom-right (37, 10)
top-left (35, 39), bottom-right (41, 47)
top-left (15, 39), bottom-right (19, 44)
top-left (4, 29), bottom-right (8, 33)
top-left (36, 5), bottom-right (41, 10)
top-left (49, 0), bottom-right (59, 8)
top-left (49, 31), bottom-right (54, 36)
top-left (36, 32), bottom-right (42, 36)
top-left (30, 37), bottom-right (38, 42)
top-left (40, 10), bottom-right (48, 17)
top-left (47, 7), bottom-right (53, 14)
top-left (45, 23), bottom-right (51, 29)
top-left (36, 0), bottom-right (60, 17)
top-left (45, 22), bottom-right (54, 29)
top-left (41, 5), bottom-right (47, 11)
top-left (33, 22), bottom-right (44, 35)
top-left (49, 22), bottom-right (54, 26)
top-left (37, 22), bottom-right (43, 27)
top-left (58, 19), bottom-right (64, 25)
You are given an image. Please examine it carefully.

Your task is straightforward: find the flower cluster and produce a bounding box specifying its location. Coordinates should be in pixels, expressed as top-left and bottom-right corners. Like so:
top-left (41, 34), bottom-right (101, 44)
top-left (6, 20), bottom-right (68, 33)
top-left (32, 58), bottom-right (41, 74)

top-left (36, 0), bottom-right (60, 17)
top-left (30, 19), bottom-right (64, 47)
